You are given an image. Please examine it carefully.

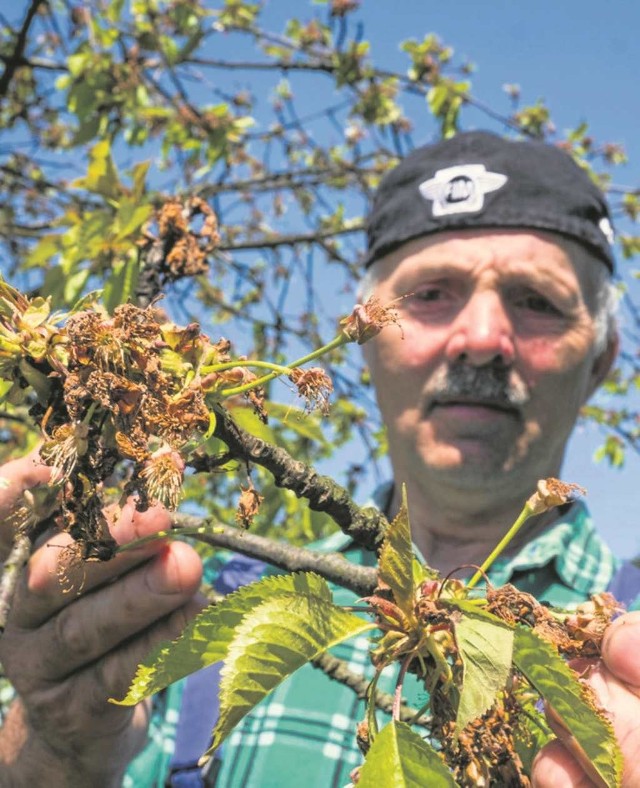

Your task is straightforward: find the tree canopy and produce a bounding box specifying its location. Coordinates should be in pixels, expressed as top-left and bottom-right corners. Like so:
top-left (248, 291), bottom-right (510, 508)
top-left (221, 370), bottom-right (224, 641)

top-left (1, 0), bottom-right (639, 531)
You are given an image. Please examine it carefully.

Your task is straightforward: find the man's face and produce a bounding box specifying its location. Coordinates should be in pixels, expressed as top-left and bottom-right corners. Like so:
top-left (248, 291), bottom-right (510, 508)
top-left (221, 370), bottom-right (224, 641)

top-left (362, 229), bottom-right (615, 497)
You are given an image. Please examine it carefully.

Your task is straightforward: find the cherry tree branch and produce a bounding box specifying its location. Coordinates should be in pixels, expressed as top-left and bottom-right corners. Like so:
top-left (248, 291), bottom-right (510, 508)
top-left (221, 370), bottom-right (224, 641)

top-left (172, 512), bottom-right (378, 598)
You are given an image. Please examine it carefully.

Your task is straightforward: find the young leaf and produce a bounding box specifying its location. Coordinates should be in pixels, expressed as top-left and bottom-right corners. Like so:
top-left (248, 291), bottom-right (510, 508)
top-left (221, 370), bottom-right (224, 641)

top-left (357, 721), bottom-right (456, 787)
top-left (111, 572), bottom-right (330, 706)
top-left (450, 605), bottom-right (514, 731)
top-left (513, 625), bottom-right (623, 788)
top-left (378, 484), bottom-right (415, 614)
top-left (205, 574), bottom-right (373, 758)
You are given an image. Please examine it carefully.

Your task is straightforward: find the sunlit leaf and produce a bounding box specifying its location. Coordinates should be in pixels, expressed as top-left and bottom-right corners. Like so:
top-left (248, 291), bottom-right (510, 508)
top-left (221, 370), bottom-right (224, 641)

top-left (358, 721), bottom-right (456, 787)
top-left (448, 602), bottom-right (513, 730)
top-left (513, 625), bottom-right (623, 787)
top-left (111, 572), bottom-right (329, 706)
top-left (378, 484), bottom-right (415, 614)
top-left (205, 572), bottom-right (373, 757)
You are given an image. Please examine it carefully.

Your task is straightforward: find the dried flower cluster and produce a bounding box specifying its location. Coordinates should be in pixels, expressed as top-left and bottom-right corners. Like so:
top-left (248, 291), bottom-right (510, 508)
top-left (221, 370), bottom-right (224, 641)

top-left (356, 552), bottom-right (621, 786)
top-left (0, 280), bottom-right (277, 557)
top-left (1, 280), bottom-right (395, 562)
top-left (139, 196), bottom-right (220, 281)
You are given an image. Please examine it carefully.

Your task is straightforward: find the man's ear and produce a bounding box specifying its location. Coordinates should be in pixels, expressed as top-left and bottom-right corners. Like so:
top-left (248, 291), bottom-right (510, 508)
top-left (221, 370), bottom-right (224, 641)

top-left (587, 331), bottom-right (619, 400)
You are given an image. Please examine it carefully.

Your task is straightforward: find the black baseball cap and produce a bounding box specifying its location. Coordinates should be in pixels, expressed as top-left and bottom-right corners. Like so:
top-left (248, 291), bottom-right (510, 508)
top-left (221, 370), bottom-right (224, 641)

top-left (365, 130), bottom-right (616, 272)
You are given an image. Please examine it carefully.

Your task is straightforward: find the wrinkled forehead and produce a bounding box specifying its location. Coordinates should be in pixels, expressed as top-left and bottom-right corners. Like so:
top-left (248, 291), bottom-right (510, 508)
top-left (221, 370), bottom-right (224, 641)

top-left (363, 228), bottom-right (609, 308)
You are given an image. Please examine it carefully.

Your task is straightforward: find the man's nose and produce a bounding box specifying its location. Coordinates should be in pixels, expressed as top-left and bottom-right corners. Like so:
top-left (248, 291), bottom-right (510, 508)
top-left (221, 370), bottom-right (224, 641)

top-left (444, 292), bottom-right (515, 366)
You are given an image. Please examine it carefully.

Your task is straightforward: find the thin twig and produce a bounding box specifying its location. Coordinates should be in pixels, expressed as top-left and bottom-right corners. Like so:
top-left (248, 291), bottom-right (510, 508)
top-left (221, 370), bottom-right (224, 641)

top-left (0, 533), bottom-right (31, 633)
top-left (311, 652), bottom-right (431, 729)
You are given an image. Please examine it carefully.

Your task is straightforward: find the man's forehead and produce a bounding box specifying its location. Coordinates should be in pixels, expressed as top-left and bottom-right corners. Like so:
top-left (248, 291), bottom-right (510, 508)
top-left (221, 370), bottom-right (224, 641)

top-left (369, 228), bottom-right (607, 299)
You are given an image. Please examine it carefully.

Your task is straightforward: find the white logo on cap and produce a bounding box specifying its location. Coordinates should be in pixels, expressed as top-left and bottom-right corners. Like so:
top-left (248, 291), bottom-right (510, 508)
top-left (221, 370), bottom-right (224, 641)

top-left (599, 217), bottom-right (615, 245)
top-left (419, 164), bottom-right (508, 216)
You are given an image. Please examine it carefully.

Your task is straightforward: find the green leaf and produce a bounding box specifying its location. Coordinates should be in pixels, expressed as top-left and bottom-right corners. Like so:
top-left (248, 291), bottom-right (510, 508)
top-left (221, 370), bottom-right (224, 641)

top-left (74, 140), bottom-right (122, 200)
top-left (378, 484), bottom-right (415, 614)
top-left (449, 604), bottom-right (513, 730)
top-left (206, 573), bottom-right (373, 757)
top-left (358, 721), bottom-right (456, 787)
top-left (102, 254), bottom-right (140, 313)
top-left (513, 625), bottom-right (623, 787)
top-left (113, 573), bottom-right (334, 706)
top-left (265, 401), bottom-right (330, 447)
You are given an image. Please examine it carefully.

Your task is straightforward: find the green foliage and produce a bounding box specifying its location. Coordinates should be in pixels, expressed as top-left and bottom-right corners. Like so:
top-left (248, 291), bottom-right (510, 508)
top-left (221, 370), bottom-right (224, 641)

top-left (207, 572), bottom-right (373, 757)
top-left (446, 602), bottom-right (514, 731)
top-left (358, 721), bottom-right (456, 787)
top-left (513, 626), bottom-right (623, 787)
top-left (377, 485), bottom-right (415, 612)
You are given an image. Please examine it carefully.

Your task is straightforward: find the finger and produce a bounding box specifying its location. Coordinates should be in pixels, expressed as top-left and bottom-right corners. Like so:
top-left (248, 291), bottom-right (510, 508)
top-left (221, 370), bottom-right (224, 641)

top-left (0, 448), bottom-right (51, 514)
top-left (20, 596), bottom-right (203, 753)
top-left (10, 540), bottom-right (203, 683)
top-left (532, 739), bottom-right (596, 787)
top-left (0, 448), bottom-right (51, 552)
top-left (12, 500), bottom-right (175, 629)
top-left (601, 610), bottom-right (640, 689)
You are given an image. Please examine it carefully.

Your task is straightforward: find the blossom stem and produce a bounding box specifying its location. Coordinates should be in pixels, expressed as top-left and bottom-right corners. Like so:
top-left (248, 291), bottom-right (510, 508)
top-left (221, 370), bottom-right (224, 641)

top-left (392, 653), bottom-right (414, 721)
top-left (220, 333), bottom-right (348, 397)
top-left (466, 502), bottom-right (534, 589)
top-left (201, 360), bottom-right (293, 376)
top-left (116, 523), bottom-right (224, 553)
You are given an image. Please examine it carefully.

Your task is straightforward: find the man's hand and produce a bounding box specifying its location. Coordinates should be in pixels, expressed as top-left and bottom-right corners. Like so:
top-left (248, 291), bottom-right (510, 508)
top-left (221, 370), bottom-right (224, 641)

top-left (533, 610), bottom-right (640, 787)
top-left (0, 451), bottom-right (204, 787)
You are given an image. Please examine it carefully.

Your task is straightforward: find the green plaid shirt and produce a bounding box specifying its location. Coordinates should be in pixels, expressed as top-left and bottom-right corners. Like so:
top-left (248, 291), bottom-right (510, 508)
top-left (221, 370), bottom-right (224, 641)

top-left (123, 498), bottom-right (627, 787)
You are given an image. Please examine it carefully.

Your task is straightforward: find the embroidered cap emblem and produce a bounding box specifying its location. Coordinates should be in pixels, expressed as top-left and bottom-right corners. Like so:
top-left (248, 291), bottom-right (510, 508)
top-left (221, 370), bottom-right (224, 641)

top-left (419, 164), bottom-right (508, 217)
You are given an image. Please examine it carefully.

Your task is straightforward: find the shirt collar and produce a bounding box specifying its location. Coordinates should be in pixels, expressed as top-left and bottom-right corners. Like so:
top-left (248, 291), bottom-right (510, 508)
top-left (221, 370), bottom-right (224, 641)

top-left (372, 483), bottom-right (617, 595)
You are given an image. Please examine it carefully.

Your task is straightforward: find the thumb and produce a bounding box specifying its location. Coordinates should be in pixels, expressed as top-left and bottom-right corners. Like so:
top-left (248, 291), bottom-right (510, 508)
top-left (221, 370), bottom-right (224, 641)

top-left (601, 610), bottom-right (640, 689)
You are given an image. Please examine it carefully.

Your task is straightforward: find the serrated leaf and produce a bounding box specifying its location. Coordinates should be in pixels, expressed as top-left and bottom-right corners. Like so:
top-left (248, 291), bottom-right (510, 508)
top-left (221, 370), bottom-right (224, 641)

top-left (112, 573), bottom-right (330, 706)
top-left (513, 625), bottom-right (623, 787)
top-left (206, 574), bottom-right (373, 756)
top-left (450, 605), bottom-right (513, 730)
top-left (378, 484), bottom-right (415, 614)
top-left (358, 721), bottom-right (456, 787)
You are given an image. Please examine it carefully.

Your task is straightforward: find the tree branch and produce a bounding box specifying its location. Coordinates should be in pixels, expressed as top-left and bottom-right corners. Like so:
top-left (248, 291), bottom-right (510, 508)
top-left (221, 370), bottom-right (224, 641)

top-left (202, 404), bottom-right (388, 554)
top-left (311, 652), bottom-right (431, 729)
top-left (0, 0), bottom-right (47, 100)
top-left (217, 222), bottom-right (364, 252)
top-left (172, 512), bottom-right (378, 598)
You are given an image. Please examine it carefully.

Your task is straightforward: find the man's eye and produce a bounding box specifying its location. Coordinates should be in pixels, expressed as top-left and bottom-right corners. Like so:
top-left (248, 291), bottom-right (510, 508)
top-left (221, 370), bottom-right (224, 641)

top-left (517, 293), bottom-right (561, 315)
top-left (413, 288), bottom-right (443, 302)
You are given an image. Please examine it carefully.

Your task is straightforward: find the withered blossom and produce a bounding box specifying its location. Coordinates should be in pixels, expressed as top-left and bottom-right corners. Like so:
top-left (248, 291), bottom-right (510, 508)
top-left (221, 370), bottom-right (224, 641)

top-left (340, 296), bottom-right (401, 345)
top-left (235, 480), bottom-right (264, 529)
top-left (40, 422), bottom-right (90, 484)
top-left (288, 367), bottom-right (333, 414)
top-left (527, 478), bottom-right (586, 515)
top-left (139, 448), bottom-right (185, 510)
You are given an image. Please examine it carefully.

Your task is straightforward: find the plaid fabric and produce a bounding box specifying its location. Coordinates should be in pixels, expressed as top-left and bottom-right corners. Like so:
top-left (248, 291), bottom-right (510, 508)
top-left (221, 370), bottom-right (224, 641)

top-left (124, 497), bottom-right (625, 787)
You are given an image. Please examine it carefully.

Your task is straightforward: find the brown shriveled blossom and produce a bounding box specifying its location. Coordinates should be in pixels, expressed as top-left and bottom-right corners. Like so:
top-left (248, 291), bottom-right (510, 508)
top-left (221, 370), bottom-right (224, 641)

top-left (339, 296), bottom-right (401, 345)
top-left (288, 367), bottom-right (333, 414)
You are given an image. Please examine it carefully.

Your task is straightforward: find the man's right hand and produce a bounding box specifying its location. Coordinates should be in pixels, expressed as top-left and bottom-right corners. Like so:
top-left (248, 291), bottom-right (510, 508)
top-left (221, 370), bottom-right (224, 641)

top-left (0, 450), bottom-right (204, 787)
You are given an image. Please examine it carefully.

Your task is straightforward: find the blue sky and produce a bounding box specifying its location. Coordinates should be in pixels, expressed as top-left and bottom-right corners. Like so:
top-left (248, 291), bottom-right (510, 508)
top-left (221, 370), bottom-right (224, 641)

top-left (255, 1), bottom-right (640, 557)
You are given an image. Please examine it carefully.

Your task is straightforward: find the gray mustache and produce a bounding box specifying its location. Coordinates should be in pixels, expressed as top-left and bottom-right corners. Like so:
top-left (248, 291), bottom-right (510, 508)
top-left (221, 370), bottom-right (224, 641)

top-left (424, 363), bottom-right (530, 409)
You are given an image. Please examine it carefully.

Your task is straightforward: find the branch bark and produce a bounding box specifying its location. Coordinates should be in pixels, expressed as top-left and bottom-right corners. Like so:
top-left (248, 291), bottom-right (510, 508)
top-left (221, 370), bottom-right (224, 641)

top-left (0, 0), bottom-right (46, 100)
top-left (173, 512), bottom-right (378, 598)
top-left (202, 404), bottom-right (388, 554)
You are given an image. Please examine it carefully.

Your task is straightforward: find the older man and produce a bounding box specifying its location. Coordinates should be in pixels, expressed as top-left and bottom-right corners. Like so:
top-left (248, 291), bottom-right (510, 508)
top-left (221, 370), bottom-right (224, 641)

top-left (1, 131), bottom-right (639, 787)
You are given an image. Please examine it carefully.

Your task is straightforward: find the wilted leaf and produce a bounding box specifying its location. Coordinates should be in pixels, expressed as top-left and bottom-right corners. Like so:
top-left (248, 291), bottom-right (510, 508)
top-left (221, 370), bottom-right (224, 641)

top-left (513, 625), bottom-right (623, 787)
top-left (206, 573), bottom-right (373, 757)
top-left (358, 721), bottom-right (456, 787)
